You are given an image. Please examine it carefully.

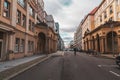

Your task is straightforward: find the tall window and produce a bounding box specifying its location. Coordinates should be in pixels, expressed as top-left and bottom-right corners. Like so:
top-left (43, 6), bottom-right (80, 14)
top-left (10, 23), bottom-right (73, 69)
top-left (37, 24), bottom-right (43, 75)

top-left (17, 10), bottom-right (21, 24)
top-left (31, 22), bottom-right (34, 32)
top-left (29, 6), bottom-right (35, 17)
top-left (15, 38), bottom-right (20, 52)
top-left (109, 6), bottom-right (113, 14)
top-left (28, 41), bottom-right (31, 51)
top-left (29, 20), bottom-right (34, 32)
top-left (0, 0), bottom-right (1, 15)
top-left (20, 39), bottom-right (25, 52)
top-left (104, 11), bottom-right (107, 19)
top-left (116, 0), bottom-right (120, 5)
top-left (3, 0), bottom-right (10, 18)
top-left (100, 16), bottom-right (102, 22)
top-left (22, 14), bottom-right (26, 27)
top-left (17, 0), bottom-right (26, 8)
top-left (31, 41), bottom-right (34, 51)
top-left (29, 20), bottom-right (31, 31)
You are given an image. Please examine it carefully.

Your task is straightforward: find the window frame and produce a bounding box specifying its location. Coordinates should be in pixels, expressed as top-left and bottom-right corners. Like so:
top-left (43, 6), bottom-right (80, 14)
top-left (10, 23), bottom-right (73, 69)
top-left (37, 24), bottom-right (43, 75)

top-left (3, 0), bottom-right (10, 18)
top-left (17, 10), bottom-right (21, 24)
top-left (109, 6), bottom-right (113, 14)
top-left (22, 14), bottom-right (26, 27)
top-left (15, 38), bottom-right (20, 53)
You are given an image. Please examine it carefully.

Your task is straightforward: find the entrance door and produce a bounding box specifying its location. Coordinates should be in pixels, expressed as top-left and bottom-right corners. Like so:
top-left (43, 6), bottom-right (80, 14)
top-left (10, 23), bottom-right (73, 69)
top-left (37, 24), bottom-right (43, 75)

top-left (0, 40), bottom-right (3, 58)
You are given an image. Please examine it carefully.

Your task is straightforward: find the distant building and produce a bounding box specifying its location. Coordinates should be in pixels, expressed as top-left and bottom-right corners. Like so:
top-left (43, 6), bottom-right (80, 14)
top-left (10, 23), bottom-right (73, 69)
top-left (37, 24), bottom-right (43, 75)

top-left (74, 22), bottom-right (83, 50)
top-left (69, 40), bottom-right (74, 48)
top-left (55, 22), bottom-right (64, 50)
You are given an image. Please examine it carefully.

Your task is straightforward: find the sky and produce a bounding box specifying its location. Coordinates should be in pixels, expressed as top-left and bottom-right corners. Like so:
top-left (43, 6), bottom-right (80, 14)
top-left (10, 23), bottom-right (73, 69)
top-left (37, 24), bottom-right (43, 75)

top-left (44, 0), bottom-right (102, 47)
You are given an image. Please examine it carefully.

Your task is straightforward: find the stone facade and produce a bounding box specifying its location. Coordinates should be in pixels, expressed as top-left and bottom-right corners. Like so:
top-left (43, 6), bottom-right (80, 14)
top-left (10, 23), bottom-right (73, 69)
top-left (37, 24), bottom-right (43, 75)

top-left (75, 0), bottom-right (120, 55)
top-left (0, 0), bottom-right (58, 61)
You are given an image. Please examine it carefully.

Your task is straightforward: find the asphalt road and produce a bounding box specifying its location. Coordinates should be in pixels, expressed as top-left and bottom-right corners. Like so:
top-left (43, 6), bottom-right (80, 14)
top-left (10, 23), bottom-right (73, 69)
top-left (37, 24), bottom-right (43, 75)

top-left (10, 51), bottom-right (120, 80)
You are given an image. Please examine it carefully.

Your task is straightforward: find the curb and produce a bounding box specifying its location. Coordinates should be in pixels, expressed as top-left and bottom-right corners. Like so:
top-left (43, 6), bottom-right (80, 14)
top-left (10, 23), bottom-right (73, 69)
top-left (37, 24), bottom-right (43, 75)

top-left (87, 54), bottom-right (115, 60)
top-left (3, 55), bottom-right (51, 80)
top-left (94, 55), bottom-right (115, 60)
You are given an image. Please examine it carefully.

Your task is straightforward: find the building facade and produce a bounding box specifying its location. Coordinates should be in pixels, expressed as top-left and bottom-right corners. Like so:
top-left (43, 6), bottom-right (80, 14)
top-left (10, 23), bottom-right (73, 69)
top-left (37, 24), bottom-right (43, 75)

top-left (83, 0), bottom-right (120, 54)
top-left (75, 22), bottom-right (83, 50)
top-left (0, 0), bottom-right (58, 61)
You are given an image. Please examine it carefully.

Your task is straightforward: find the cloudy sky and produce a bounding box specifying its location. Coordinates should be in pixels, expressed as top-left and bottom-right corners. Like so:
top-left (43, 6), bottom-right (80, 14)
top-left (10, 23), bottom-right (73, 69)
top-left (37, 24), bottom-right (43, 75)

top-left (44, 0), bottom-right (102, 47)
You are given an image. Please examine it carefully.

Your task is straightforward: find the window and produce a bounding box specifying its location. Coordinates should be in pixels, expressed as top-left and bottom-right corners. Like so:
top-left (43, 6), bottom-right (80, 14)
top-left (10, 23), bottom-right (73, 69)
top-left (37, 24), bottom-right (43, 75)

top-left (22, 14), bottom-right (26, 27)
top-left (17, 0), bottom-right (26, 8)
top-left (109, 6), bottom-right (113, 14)
top-left (0, 32), bottom-right (3, 39)
top-left (17, 10), bottom-right (21, 24)
top-left (20, 39), bottom-right (25, 52)
top-left (104, 11), bottom-right (107, 19)
top-left (31, 22), bottom-right (34, 32)
top-left (3, 0), bottom-right (10, 18)
top-left (28, 41), bottom-right (31, 51)
top-left (29, 20), bottom-right (31, 31)
top-left (29, 6), bottom-right (35, 17)
top-left (31, 41), bottom-right (34, 51)
top-left (15, 38), bottom-right (20, 52)
top-left (109, 17), bottom-right (113, 21)
top-left (100, 16), bottom-right (102, 22)
top-left (28, 41), bottom-right (34, 52)
top-left (29, 20), bottom-right (34, 32)
top-left (116, 0), bottom-right (119, 5)
top-left (0, 0), bottom-right (1, 15)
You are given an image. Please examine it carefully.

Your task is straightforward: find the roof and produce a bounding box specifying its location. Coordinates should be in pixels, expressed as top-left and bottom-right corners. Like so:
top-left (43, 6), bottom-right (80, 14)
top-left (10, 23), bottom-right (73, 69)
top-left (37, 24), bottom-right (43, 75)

top-left (93, 0), bottom-right (106, 14)
top-left (89, 7), bottom-right (98, 15)
top-left (81, 7), bottom-right (98, 25)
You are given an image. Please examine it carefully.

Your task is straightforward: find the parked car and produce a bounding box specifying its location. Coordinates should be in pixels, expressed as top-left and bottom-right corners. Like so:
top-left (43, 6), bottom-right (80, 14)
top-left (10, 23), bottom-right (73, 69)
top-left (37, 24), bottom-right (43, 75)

top-left (115, 54), bottom-right (120, 67)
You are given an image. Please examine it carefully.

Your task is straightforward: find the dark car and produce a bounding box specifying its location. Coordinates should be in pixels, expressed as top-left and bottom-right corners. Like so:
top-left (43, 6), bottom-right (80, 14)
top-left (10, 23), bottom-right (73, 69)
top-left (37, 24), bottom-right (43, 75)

top-left (115, 55), bottom-right (120, 67)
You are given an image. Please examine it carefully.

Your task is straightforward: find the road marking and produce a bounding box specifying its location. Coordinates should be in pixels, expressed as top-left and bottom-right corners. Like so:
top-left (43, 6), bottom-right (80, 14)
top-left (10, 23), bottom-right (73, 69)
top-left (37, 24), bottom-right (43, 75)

top-left (98, 65), bottom-right (102, 67)
top-left (98, 65), bottom-right (118, 67)
top-left (109, 71), bottom-right (120, 77)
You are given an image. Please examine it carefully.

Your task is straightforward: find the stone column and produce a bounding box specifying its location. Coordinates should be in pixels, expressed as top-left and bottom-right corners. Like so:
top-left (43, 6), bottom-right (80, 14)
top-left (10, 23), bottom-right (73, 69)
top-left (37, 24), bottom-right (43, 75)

top-left (104, 37), bottom-right (107, 53)
top-left (118, 36), bottom-right (120, 53)
top-left (24, 3), bottom-right (29, 56)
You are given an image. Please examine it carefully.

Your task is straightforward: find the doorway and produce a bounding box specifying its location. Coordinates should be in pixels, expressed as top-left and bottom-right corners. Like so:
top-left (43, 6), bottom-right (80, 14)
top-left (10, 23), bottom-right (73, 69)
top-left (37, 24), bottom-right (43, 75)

top-left (0, 32), bottom-right (4, 58)
top-left (0, 40), bottom-right (3, 58)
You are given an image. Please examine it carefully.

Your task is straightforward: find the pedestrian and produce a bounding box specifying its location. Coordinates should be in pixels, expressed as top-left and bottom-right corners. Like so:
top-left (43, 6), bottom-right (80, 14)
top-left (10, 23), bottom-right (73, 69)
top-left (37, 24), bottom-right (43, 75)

top-left (74, 48), bottom-right (77, 56)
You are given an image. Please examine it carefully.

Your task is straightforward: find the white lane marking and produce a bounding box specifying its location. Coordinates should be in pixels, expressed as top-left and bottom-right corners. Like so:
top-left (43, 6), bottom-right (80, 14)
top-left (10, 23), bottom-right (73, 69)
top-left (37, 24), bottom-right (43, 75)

top-left (98, 65), bottom-right (102, 67)
top-left (97, 65), bottom-right (118, 67)
top-left (109, 71), bottom-right (120, 77)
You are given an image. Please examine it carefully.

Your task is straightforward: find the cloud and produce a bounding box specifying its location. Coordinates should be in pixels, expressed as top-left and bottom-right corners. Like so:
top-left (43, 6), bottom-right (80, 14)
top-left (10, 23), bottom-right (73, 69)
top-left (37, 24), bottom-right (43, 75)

top-left (44, 0), bottom-right (102, 47)
top-left (60, 27), bottom-right (76, 33)
top-left (59, 0), bottom-right (73, 6)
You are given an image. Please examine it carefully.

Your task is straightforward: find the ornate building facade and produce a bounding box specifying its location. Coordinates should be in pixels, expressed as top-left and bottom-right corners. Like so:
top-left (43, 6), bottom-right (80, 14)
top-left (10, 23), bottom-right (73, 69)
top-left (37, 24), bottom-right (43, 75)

top-left (75, 0), bottom-right (120, 54)
top-left (0, 0), bottom-right (58, 61)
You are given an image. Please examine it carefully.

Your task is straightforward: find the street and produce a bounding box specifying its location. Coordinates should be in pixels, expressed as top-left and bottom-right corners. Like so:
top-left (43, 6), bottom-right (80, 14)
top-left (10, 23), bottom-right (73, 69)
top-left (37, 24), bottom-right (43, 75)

top-left (10, 51), bottom-right (120, 80)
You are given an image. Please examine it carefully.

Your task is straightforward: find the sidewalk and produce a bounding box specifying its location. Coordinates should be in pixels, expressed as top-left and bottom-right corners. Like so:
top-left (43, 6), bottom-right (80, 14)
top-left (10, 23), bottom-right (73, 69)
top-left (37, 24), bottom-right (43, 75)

top-left (0, 54), bottom-right (49, 80)
top-left (0, 51), bottom-right (64, 80)
top-left (100, 54), bottom-right (116, 59)
top-left (0, 55), bottom-right (46, 72)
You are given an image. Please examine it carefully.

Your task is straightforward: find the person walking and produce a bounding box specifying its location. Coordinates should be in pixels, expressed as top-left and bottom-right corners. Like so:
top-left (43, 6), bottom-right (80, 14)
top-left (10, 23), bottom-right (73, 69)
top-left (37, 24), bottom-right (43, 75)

top-left (74, 48), bottom-right (77, 56)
